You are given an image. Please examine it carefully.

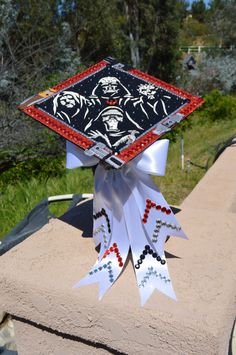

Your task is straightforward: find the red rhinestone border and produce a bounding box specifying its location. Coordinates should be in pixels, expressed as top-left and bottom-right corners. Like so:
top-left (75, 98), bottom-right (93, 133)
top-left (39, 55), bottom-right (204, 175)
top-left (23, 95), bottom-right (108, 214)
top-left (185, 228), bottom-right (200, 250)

top-left (22, 105), bottom-right (93, 149)
top-left (21, 60), bottom-right (108, 151)
top-left (51, 60), bottom-right (107, 91)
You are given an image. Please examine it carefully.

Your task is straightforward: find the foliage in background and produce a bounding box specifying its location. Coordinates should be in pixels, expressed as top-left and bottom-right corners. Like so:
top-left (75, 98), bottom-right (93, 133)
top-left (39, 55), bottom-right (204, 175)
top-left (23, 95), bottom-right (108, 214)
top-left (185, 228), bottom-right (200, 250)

top-left (191, 0), bottom-right (206, 23)
top-left (138, 0), bottom-right (184, 82)
top-left (179, 16), bottom-right (215, 46)
top-left (1, 0), bottom-right (236, 239)
top-left (0, 0), bottom-right (189, 177)
top-left (179, 0), bottom-right (236, 46)
top-left (1, 104), bottom-right (236, 239)
top-left (0, 99), bottom-right (65, 174)
top-left (1, 90), bottom-right (236, 187)
top-left (1, 0), bottom-right (235, 103)
top-left (0, 0), bottom-right (189, 102)
top-left (198, 90), bottom-right (236, 121)
top-left (179, 51), bottom-right (236, 95)
top-left (178, 0), bottom-right (236, 95)
top-left (0, 156), bottom-right (65, 190)
top-left (207, 0), bottom-right (236, 47)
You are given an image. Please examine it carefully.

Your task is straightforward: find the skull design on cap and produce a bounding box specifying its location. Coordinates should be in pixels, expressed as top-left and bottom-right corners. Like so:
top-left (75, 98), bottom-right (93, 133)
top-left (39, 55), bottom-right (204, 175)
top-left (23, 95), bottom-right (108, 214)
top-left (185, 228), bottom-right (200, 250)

top-left (99, 77), bottom-right (120, 96)
top-left (101, 107), bottom-right (124, 132)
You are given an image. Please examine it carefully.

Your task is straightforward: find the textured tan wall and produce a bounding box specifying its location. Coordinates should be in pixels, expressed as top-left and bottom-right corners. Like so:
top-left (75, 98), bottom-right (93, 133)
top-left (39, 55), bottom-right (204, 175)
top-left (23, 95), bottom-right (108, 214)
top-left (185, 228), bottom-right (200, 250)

top-left (14, 319), bottom-right (111, 355)
top-left (0, 147), bottom-right (235, 354)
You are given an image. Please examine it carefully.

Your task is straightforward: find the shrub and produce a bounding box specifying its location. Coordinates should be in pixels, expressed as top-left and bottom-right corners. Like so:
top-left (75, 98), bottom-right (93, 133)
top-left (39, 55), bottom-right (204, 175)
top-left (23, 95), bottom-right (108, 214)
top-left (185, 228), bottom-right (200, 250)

top-left (179, 52), bottom-right (236, 96)
top-left (198, 90), bottom-right (236, 121)
top-left (0, 157), bottom-right (65, 189)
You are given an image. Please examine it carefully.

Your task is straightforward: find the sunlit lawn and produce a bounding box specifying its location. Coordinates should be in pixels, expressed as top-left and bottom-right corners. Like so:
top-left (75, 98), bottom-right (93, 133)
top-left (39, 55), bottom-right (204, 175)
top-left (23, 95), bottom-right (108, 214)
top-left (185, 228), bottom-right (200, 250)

top-left (154, 115), bottom-right (236, 203)
top-left (1, 114), bottom-right (236, 239)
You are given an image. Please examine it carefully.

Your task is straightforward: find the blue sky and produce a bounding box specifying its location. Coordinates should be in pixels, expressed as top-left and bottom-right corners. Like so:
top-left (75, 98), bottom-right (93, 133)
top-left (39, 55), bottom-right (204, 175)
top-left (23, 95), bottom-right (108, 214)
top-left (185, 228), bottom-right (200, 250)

top-left (188, 0), bottom-right (211, 7)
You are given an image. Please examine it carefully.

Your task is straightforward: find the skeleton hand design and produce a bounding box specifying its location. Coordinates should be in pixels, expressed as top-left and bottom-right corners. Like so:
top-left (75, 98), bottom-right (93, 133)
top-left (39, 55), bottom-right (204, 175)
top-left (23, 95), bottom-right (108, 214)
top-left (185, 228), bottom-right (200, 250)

top-left (113, 130), bottom-right (139, 147)
top-left (88, 130), bottom-right (112, 148)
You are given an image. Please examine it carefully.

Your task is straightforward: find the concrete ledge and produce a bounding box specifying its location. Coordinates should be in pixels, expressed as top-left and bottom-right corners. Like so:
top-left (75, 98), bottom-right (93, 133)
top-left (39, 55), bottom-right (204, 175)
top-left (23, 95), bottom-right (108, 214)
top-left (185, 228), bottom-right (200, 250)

top-left (13, 319), bottom-right (111, 355)
top-left (182, 147), bottom-right (236, 212)
top-left (0, 147), bottom-right (235, 354)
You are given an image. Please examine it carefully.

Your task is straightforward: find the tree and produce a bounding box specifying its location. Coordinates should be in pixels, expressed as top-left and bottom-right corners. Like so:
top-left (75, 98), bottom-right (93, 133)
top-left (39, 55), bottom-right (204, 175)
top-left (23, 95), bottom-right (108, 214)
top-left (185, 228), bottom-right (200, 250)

top-left (176, 0), bottom-right (190, 22)
top-left (139, 0), bottom-right (183, 83)
top-left (208, 0), bottom-right (227, 12)
top-left (208, 1), bottom-right (236, 46)
top-left (179, 51), bottom-right (236, 95)
top-left (179, 16), bottom-right (212, 46)
top-left (66, 0), bottom-right (128, 65)
top-left (191, 0), bottom-right (206, 22)
top-left (0, 0), bottom-right (73, 175)
top-left (0, 0), bottom-right (187, 177)
top-left (124, 0), bottom-right (140, 68)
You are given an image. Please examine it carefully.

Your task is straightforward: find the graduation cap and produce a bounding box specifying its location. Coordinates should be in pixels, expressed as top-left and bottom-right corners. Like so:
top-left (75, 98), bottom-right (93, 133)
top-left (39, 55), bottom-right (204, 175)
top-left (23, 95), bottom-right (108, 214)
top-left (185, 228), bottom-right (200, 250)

top-left (19, 57), bottom-right (204, 169)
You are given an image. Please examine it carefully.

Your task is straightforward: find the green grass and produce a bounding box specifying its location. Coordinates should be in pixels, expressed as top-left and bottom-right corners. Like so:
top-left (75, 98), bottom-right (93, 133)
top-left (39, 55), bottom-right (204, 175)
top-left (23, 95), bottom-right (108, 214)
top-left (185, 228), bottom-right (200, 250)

top-left (154, 114), bottom-right (236, 203)
top-left (1, 111), bottom-right (236, 239)
top-left (0, 168), bottom-right (94, 238)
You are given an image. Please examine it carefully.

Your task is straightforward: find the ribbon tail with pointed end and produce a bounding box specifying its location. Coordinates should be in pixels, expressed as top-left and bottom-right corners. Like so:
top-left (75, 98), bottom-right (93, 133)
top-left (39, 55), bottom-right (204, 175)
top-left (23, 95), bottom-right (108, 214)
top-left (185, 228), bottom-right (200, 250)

top-left (67, 139), bottom-right (187, 305)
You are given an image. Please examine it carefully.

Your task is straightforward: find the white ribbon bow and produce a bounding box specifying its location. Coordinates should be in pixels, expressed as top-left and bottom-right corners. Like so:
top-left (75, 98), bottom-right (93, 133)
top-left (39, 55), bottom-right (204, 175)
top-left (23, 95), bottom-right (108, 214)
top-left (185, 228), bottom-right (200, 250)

top-left (67, 140), bottom-right (187, 305)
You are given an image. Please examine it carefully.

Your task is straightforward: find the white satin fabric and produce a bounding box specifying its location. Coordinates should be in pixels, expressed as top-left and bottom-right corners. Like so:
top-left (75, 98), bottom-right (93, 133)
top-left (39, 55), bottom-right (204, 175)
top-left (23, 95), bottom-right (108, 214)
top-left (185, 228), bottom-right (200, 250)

top-left (67, 140), bottom-right (187, 305)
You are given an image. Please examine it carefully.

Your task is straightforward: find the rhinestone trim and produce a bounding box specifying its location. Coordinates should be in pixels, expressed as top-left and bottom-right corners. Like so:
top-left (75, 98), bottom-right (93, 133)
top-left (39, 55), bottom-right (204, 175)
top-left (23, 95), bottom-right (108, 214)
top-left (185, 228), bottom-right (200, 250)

top-left (135, 245), bottom-right (166, 269)
top-left (93, 224), bottom-right (109, 249)
top-left (142, 199), bottom-right (172, 224)
top-left (89, 261), bottom-right (114, 283)
top-left (93, 208), bottom-right (111, 234)
top-left (138, 267), bottom-right (171, 288)
top-left (152, 219), bottom-right (181, 243)
top-left (102, 243), bottom-right (123, 267)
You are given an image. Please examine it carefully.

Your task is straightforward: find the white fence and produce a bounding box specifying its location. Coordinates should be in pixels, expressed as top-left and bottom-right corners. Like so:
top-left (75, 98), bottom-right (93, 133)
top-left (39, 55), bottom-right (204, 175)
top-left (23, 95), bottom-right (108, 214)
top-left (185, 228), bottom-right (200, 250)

top-left (180, 45), bottom-right (235, 53)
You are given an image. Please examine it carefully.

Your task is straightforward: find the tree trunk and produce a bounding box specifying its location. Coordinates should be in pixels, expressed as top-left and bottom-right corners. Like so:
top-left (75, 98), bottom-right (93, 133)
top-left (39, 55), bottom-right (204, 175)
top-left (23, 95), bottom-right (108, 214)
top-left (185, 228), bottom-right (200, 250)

top-left (124, 1), bottom-right (140, 68)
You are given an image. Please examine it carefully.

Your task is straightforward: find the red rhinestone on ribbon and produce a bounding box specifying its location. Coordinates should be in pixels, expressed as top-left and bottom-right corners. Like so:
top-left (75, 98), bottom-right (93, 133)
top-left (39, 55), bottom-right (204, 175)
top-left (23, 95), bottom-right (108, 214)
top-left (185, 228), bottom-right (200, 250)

top-left (142, 199), bottom-right (172, 224)
top-left (103, 243), bottom-right (123, 267)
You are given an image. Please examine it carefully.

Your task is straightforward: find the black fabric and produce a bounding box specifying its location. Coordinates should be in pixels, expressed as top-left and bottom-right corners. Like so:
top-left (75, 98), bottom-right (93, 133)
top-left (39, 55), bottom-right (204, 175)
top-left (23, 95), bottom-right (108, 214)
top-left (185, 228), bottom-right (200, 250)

top-left (35, 61), bottom-right (189, 153)
top-left (0, 348), bottom-right (18, 355)
top-left (0, 199), bottom-right (52, 256)
top-left (67, 194), bottom-right (84, 210)
top-left (59, 199), bottom-right (93, 237)
top-left (0, 195), bottom-right (85, 256)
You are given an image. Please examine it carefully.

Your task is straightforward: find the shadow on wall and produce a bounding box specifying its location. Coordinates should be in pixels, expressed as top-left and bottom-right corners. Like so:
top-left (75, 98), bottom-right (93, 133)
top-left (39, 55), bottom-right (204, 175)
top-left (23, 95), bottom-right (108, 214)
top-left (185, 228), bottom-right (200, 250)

top-left (59, 199), bottom-right (93, 237)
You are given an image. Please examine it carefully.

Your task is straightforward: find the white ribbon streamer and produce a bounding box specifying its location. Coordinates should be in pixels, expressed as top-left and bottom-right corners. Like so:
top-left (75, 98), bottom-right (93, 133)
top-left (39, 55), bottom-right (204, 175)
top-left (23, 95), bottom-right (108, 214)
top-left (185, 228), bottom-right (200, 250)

top-left (68, 140), bottom-right (187, 305)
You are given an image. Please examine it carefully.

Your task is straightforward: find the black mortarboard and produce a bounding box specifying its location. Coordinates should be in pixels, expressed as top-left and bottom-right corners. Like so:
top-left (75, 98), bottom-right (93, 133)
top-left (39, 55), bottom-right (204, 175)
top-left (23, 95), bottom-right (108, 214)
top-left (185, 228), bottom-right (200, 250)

top-left (19, 57), bottom-right (204, 169)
